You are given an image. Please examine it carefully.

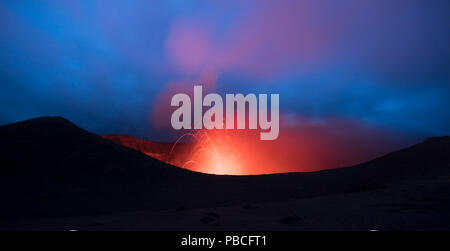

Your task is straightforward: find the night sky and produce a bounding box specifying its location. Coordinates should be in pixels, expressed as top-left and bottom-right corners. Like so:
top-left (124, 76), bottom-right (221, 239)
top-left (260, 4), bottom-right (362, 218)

top-left (0, 0), bottom-right (449, 144)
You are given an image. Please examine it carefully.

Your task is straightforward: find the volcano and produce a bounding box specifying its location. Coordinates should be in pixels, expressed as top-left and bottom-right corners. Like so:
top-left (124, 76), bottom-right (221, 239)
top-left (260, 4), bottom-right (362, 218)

top-left (0, 116), bottom-right (449, 230)
top-left (102, 134), bottom-right (190, 168)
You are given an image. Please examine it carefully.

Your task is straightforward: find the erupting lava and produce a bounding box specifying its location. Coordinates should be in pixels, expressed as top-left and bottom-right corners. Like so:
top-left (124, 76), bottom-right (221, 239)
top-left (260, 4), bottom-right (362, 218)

top-left (169, 128), bottom-right (243, 175)
top-left (104, 117), bottom-right (407, 175)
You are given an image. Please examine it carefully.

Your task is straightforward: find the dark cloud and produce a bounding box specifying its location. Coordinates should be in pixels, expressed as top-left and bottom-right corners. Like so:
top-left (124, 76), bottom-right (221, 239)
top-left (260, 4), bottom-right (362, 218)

top-left (0, 0), bottom-right (449, 141)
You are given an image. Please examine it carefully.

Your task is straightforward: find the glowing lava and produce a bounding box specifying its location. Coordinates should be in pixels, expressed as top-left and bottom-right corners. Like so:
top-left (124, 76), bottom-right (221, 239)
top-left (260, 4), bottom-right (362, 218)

top-left (105, 117), bottom-right (407, 175)
top-left (169, 128), bottom-right (243, 175)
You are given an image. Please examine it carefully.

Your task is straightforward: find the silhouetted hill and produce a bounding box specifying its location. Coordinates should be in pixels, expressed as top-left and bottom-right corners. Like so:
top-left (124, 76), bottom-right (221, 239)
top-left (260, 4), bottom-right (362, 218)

top-left (0, 117), bottom-right (195, 217)
top-left (0, 117), bottom-right (449, 225)
top-left (103, 134), bottom-right (173, 158)
top-left (0, 117), bottom-right (181, 176)
top-left (102, 134), bottom-right (191, 167)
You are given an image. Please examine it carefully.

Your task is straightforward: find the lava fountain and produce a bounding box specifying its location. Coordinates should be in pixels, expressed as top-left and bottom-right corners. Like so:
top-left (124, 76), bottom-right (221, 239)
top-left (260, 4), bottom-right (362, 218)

top-left (169, 128), bottom-right (243, 175)
top-left (105, 117), bottom-right (410, 175)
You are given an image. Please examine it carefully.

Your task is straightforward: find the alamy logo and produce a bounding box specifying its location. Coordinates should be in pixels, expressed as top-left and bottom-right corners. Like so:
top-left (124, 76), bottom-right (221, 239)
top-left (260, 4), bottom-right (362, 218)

top-left (170, 85), bottom-right (279, 140)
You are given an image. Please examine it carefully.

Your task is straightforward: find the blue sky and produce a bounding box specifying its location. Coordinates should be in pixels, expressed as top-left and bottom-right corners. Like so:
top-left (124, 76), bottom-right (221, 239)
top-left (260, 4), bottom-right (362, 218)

top-left (0, 0), bottom-right (449, 141)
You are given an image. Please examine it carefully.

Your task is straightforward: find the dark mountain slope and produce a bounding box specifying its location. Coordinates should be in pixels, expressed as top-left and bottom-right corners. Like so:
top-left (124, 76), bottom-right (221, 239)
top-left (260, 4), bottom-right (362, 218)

top-left (0, 117), bottom-right (449, 220)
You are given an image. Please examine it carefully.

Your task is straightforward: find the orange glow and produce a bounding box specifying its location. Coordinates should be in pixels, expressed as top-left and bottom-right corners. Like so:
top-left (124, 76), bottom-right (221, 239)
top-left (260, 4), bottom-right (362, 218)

top-left (170, 129), bottom-right (243, 175)
top-left (166, 127), bottom-right (315, 175)
top-left (104, 117), bottom-right (412, 175)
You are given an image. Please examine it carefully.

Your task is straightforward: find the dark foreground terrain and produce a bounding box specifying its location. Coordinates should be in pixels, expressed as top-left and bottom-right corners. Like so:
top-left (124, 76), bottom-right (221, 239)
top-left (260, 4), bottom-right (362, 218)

top-left (0, 117), bottom-right (449, 230)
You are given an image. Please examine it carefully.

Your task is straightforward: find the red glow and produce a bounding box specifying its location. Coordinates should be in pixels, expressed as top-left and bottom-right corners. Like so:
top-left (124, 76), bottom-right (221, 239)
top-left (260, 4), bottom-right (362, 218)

top-left (105, 116), bottom-right (413, 175)
top-left (169, 129), bottom-right (242, 175)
